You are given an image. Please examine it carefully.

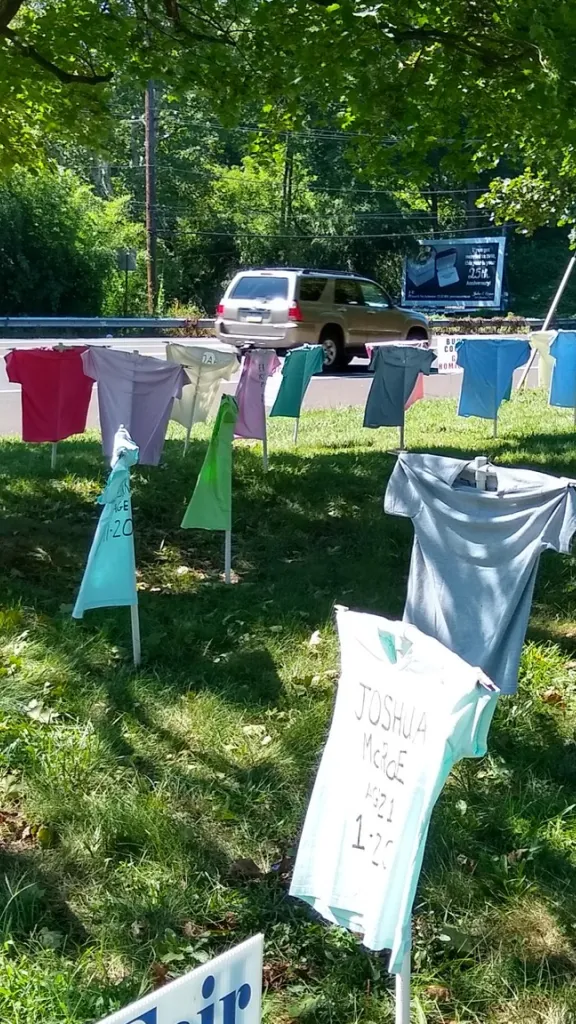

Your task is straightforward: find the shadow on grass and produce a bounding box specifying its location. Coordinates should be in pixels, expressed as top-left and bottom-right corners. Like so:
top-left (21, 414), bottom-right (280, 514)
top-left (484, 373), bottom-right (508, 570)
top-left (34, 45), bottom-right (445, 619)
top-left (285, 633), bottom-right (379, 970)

top-left (3, 426), bottom-right (576, 1017)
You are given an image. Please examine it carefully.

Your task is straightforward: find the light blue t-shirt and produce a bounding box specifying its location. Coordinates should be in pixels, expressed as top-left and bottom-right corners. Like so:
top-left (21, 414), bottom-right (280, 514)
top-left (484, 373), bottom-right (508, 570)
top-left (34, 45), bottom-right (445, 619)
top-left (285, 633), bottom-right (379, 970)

top-left (385, 453), bottom-right (576, 694)
top-left (73, 428), bottom-right (139, 618)
top-left (550, 332), bottom-right (576, 408)
top-left (290, 608), bottom-right (498, 973)
top-left (456, 337), bottom-right (529, 419)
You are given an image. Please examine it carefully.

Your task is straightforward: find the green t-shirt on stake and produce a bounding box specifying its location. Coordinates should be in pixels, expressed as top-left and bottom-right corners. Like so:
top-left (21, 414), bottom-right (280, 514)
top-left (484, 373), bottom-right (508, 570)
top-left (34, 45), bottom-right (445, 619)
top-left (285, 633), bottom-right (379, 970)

top-left (181, 394), bottom-right (238, 532)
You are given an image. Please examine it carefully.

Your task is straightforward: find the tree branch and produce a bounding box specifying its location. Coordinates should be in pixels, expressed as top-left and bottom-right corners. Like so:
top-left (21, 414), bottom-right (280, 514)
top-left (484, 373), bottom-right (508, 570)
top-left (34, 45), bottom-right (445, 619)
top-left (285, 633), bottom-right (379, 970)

top-left (305, 0), bottom-right (532, 67)
top-left (1, 26), bottom-right (113, 83)
top-left (0, 0), bottom-right (24, 32)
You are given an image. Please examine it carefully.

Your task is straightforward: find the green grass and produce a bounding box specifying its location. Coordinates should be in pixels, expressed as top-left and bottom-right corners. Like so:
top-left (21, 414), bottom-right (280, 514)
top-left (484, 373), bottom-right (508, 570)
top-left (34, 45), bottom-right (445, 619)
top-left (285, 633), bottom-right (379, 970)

top-left (1, 390), bottom-right (576, 1023)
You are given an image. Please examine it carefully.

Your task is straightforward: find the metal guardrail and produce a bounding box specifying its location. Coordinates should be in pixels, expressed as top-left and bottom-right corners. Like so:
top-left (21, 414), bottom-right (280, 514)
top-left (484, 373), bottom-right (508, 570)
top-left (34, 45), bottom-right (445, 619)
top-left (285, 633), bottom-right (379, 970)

top-left (0, 316), bottom-right (214, 330)
top-left (2, 314), bottom-right (576, 333)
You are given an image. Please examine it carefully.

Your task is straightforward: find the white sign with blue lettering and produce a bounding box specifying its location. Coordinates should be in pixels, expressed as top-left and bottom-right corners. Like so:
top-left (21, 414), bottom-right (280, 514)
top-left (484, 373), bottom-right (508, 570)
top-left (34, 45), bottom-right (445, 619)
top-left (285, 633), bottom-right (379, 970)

top-left (97, 935), bottom-right (264, 1024)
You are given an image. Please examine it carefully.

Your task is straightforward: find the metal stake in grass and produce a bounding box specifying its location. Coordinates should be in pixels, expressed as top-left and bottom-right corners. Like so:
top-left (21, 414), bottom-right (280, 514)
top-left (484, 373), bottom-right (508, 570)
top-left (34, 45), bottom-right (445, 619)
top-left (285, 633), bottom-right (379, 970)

top-left (224, 529), bottom-right (232, 584)
top-left (50, 442), bottom-right (57, 470)
top-left (130, 603), bottom-right (141, 667)
top-left (262, 421), bottom-right (269, 472)
top-left (395, 944), bottom-right (411, 1024)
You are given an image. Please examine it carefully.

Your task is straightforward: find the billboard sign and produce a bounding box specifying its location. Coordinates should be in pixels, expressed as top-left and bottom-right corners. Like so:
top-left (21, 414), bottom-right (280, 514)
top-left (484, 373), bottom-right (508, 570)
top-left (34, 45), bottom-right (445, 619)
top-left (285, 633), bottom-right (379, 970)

top-left (402, 237), bottom-right (506, 310)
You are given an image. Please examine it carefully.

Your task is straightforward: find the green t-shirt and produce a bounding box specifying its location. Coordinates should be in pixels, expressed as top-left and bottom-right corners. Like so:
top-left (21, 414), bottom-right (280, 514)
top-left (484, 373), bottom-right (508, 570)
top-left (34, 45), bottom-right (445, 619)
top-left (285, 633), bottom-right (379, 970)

top-left (181, 394), bottom-right (238, 532)
top-left (290, 607), bottom-right (498, 972)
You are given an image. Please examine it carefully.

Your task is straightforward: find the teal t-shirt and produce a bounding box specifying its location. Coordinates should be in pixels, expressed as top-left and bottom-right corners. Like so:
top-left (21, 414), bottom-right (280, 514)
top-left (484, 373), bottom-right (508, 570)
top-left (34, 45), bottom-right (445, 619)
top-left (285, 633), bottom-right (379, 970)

top-left (290, 608), bottom-right (498, 972)
top-left (73, 428), bottom-right (139, 617)
top-left (270, 345), bottom-right (324, 419)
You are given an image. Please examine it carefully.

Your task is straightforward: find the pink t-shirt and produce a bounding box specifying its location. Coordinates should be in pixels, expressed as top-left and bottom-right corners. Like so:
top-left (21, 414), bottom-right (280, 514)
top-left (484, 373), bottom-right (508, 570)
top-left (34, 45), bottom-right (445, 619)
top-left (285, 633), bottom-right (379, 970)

top-left (235, 350), bottom-right (280, 440)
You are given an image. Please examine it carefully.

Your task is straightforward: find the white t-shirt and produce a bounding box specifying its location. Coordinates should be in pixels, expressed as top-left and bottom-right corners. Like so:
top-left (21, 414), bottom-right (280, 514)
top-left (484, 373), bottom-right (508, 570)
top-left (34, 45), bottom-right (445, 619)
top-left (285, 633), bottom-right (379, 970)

top-left (290, 608), bottom-right (498, 972)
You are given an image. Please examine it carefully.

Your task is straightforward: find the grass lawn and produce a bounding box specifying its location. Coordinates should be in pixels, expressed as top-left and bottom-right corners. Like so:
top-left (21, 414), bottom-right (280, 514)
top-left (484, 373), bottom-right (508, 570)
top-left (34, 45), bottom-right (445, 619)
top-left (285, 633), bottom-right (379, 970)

top-left (1, 389), bottom-right (576, 1024)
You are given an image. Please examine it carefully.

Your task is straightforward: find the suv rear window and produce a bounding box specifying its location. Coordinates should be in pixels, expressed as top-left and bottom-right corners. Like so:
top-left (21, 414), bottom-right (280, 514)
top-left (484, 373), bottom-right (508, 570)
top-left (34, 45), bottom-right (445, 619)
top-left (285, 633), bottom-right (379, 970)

top-left (298, 277), bottom-right (326, 301)
top-left (230, 276), bottom-right (289, 300)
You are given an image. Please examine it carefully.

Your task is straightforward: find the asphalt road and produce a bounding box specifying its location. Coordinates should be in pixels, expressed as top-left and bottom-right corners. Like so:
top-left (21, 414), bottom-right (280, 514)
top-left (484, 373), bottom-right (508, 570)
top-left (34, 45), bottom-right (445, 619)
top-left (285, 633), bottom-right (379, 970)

top-left (0, 337), bottom-right (538, 437)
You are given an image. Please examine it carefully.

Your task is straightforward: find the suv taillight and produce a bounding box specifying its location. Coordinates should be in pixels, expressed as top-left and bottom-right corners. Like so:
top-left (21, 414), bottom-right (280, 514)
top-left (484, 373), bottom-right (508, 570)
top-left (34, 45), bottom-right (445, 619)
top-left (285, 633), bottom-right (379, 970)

top-left (216, 303), bottom-right (224, 316)
top-left (288, 302), bottom-right (303, 322)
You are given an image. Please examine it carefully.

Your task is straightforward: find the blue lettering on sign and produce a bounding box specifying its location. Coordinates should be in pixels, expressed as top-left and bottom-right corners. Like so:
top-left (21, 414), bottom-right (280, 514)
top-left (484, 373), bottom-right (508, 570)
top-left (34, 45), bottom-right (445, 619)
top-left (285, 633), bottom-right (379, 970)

top-left (125, 973), bottom-right (252, 1024)
top-left (198, 974), bottom-right (252, 1024)
top-left (128, 1012), bottom-right (157, 1024)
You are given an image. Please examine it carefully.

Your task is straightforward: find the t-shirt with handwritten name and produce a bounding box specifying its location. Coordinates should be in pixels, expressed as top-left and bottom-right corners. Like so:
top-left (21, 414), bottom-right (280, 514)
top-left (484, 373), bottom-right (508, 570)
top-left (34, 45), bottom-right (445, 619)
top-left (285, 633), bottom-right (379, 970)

top-left (289, 607), bottom-right (498, 973)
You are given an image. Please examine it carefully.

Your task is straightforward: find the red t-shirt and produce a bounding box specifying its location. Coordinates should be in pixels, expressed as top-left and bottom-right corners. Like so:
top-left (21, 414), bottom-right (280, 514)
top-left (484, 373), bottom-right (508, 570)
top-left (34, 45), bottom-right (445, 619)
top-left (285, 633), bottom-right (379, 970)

top-left (5, 347), bottom-right (94, 442)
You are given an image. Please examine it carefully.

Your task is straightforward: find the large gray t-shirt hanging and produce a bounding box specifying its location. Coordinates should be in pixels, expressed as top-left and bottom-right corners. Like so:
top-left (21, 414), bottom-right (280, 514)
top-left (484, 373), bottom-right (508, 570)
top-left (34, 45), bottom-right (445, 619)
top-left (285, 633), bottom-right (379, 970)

top-left (385, 453), bottom-right (576, 694)
top-left (363, 346), bottom-right (435, 428)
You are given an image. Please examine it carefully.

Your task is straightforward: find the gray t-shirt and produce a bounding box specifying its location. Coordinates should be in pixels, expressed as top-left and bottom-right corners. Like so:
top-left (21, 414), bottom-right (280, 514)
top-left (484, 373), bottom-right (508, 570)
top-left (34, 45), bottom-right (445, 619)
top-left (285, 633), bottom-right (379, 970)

top-left (385, 453), bottom-right (576, 694)
top-left (364, 346), bottom-right (435, 428)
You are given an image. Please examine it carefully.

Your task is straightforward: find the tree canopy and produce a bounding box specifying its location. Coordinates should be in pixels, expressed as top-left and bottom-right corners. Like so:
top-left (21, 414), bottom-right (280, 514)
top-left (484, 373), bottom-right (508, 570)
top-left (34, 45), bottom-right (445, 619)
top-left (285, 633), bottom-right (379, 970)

top-left (2, 0), bottom-right (576, 229)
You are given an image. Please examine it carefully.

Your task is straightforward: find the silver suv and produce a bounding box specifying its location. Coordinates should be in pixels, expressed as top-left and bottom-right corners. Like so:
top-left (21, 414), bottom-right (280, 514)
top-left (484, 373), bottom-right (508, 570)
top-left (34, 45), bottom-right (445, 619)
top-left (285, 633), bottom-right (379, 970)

top-left (215, 267), bottom-right (430, 370)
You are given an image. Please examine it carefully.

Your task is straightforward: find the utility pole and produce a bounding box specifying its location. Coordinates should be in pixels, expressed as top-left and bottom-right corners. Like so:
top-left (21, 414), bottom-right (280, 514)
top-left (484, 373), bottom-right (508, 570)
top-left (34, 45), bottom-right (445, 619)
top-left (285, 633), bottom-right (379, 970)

top-left (280, 133), bottom-right (294, 232)
top-left (144, 80), bottom-right (157, 315)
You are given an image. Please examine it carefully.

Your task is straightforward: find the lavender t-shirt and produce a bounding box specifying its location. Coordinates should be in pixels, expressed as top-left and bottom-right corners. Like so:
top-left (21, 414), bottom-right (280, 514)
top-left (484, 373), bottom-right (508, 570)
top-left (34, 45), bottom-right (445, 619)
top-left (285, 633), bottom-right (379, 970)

top-left (82, 348), bottom-right (186, 465)
top-left (235, 349), bottom-right (280, 440)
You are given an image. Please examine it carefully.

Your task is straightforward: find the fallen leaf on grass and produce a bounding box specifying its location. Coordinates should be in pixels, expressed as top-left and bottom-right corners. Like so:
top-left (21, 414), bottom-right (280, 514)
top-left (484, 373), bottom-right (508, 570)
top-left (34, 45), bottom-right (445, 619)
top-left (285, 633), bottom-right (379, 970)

top-left (219, 570), bottom-right (239, 584)
top-left (424, 985), bottom-right (452, 1002)
top-left (37, 927), bottom-right (63, 950)
top-left (438, 925), bottom-right (477, 954)
top-left (25, 700), bottom-right (59, 724)
top-left (507, 848), bottom-right (531, 864)
top-left (36, 824), bottom-right (56, 849)
top-left (243, 724), bottom-right (266, 737)
top-left (456, 853), bottom-right (477, 873)
top-left (176, 565), bottom-right (191, 576)
top-left (270, 855), bottom-right (295, 881)
top-left (309, 630), bottom-right (322, 646)
top-left (228, 858), bottom-right (263, 881)
top-left (262, 959), bottom-right (294, 991)
top-left (542, 688), bottom-right (566, 707)
top-left (131, 920), bottom-right (147, 939)
top-left (181, 920), bottom-right (200, 939)
top-left (150, 962), bottom-right (170, 988)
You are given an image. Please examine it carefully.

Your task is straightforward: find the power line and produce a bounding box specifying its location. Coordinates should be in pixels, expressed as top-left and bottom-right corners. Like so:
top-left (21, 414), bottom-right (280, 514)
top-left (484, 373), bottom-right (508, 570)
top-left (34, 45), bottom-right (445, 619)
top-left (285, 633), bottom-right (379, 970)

top-left (109, 164), bottom-right (489, 200)
top-left (129, 199), bottom-right (492, 222)
top-left (156, 225), bottom-right (511, 241)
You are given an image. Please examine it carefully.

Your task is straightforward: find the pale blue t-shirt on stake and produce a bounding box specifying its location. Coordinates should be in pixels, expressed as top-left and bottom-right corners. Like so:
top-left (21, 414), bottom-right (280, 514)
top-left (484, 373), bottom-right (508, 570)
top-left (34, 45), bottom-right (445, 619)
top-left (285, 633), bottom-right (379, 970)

top-left (550, 331), bottom-right (576, 408)
top-left (73, 427), bottom-right (139, 617)
top-left (385, 452), bottom-right (576, 694)
top-left (290, 607), bottom-right (498, 973)
top-left (456, 337), bottom-right (529, 419)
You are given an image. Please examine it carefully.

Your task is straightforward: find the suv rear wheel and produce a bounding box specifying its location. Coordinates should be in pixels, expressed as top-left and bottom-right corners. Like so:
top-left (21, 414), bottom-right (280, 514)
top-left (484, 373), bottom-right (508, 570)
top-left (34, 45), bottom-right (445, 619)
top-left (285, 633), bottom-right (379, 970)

top-left (407, 327), bottom-right (429, 341)
top-left (320, 326), bottom-right (349, 372)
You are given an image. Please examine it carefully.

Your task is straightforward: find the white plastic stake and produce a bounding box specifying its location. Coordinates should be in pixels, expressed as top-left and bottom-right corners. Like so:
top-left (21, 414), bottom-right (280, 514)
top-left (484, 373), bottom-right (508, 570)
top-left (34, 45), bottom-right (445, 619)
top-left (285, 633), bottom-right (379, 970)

top-left (475, 455), bottom-right (488, 490)
top-left (51, 443), bottom-right (57, 470)
top-left (224, 529), bottom-right (232, 584)
top-left (183, 422), bottom-right (193, 456)
top-left (293, 418), bottom-right (300, 446)
top-left (399, 422), bottom-right (405, 450)
top-left (262, 424), bottom-right (269, 472)
top-left (395, 945), bottom-right (411, 1024)
top-left (518, 254), bottom-right (576, 389)
top-left (130, 603), bottom-right (141, 667)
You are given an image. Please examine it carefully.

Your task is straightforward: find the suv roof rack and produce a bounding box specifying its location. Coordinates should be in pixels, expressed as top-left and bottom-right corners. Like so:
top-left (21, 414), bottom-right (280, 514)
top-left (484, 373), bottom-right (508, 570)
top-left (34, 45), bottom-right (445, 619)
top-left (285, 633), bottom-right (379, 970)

top-left (248, 266), bottom-right (365, 278)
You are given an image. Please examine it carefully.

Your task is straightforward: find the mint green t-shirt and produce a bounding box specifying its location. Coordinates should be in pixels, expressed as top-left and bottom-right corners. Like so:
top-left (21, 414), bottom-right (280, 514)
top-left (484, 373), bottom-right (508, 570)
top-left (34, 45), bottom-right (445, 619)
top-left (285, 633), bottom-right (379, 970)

top-left (290, 608), bottom-right (498, 972)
